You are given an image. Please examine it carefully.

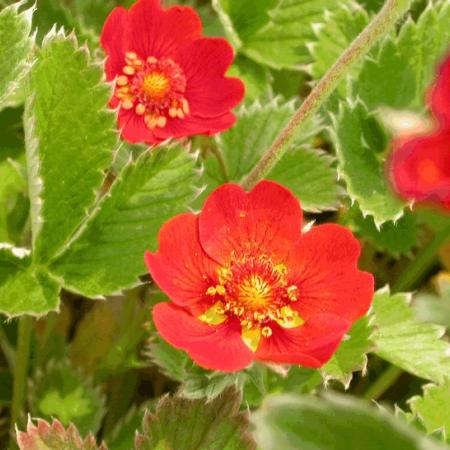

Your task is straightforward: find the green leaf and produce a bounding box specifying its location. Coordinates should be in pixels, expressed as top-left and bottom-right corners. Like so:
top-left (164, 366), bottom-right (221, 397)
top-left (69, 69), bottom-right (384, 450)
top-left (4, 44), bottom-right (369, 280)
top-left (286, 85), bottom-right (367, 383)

top-left (16, 417), bottom-right (107, 450)
top-left (216, 0), bottom-right (352, 70)
top-left (353, 3), bottom-right (450, 111)
top-left (332, 100), bottom-right (404, 225)
top-left (135, 388), bottom-right (255, 450)
top-left (344, 206), bottom-right (418, 255)
top-left (25, 31), bottom-right (117, 264)
top-left (408, 380), bottom-right (450, 442)
top-left (228, 55), bottom-right (271, 102)
top-left (0, 158), bottom-right (27, 243)
top-left (252, 392), bottom-right (447, 450)
top-left (244, 365), bottom-right (322, 408)
top-left (0, 2), bottom-right (34, 110)
top-left (371, 287), bottom-right (450, 383)
top-left (268, 148), bottom-right (340, 212)
top-left (309, 3), bottom-right (369, 89)
top-left (321, 316), bottom-right (373, 388)
top-left (107, 404), bottom-right (147, 450)
top-left (30, 359), bottom-right (106, 435)
top-left (0, 244), bottom-right (60, 317)
top-left (50, 146), bottom-right (199, 298)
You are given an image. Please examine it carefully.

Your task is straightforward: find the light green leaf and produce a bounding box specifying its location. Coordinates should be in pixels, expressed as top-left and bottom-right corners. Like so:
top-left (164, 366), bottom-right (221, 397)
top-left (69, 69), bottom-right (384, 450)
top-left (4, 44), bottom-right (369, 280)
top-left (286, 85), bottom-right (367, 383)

top-left (268, 148), bottom-right (340, 212)
top-left (25, 31), bottom-right (117, 263)
top-left (135, 389), bottom-right (255, 450)
top-left (344, 206), bottom-right (418, 255)
top-left (0, 2), bottom-right (34, 110)
top-left (309, 2), bottom-right (369, 89)
top-left (408, 380), bottom-right (450, 442)
top-left (332, 100), bottom-right (404, 225)
top-left (0, 244), bottom-right (59, 317)
top-left (0, 158), bottom-right (27, 243)
top-left (371, 287), bottom-right (450, 383)
top-left (252, 392), bottom-right (447, 450)
top-left (353, 3), bottom-right (450, 111)
top-left (216, 98), bottom-right (321, 181)
top-left (50, 147), bottom-right (199, 298)
top-left (217, 0), bottom-right (352, 70)
top-left (321, 316), bottom-right (373, 388)
top-left (30, 359), bottom-right (106, 436)
top-left (228, 55), bottom-right (271, 102)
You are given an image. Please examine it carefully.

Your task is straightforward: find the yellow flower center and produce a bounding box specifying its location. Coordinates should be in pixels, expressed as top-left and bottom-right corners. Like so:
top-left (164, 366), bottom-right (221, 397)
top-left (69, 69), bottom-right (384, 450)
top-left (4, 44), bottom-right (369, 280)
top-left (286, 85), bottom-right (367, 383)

top-left (141, 72), bottom-right (170, 101)
top-left (199, 254), bottom-right (303, 352)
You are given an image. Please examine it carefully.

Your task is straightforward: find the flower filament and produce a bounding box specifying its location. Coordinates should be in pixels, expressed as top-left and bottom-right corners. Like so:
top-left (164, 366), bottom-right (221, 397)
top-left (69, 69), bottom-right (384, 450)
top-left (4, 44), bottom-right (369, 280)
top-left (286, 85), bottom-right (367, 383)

top-left (114, 52), bottom-right (190, 130)
top-left (199, 254), bottom-right (303, 352)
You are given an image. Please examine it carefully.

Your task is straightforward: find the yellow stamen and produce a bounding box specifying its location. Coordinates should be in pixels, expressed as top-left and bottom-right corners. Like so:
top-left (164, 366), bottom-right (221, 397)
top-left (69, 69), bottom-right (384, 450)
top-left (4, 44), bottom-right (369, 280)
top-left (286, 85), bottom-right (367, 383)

top-left (261, 326), bottom-right (272, 338)
top-left (274, 305), bottom-right (303, 329)
top-left (287, 285), bottom-right (299, 301)
top-left (157, 116), bottom-right (167, 128)
top-left (181, 99), bottom-right (190, 115)
top-left (147, 56), bottom-right (157, 64)
top-left (125, 52), bottom-right (137, 60)
top-left (123, 65), bottom-right (135, 75)
top-left (135, 104), bottom-right (146, 115)
top-left (122, 100), bottom-right (134, 110)
top-left (116, 75), bottom-right (128, 86)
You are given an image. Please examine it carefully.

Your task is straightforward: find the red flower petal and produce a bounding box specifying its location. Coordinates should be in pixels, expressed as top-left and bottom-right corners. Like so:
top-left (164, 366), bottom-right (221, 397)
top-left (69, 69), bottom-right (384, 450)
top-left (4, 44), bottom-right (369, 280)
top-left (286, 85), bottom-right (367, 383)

top-left (390, 131), bottom-right (450, 211)
top-left (287, 224), bottom-right (374, 322)
top-left (255, 314), bottom-right (351, 368)
top-left (198, 181), bottom-right (303, 265)
top-left (175, 38), bottom-right (245, 118)
top-left (118, 109), bottom-right (159, 144)
top-left (152, 112), bottom-right (237, 142)
top-left (145, 214), bottom-right (218, 314)
top-left (124, 0), bottom-right (202, 59)
top-left (100, 7), bottom-right (128, 80)
top-left (430, 54), bottom-right (450, 127)
top-left (153, 302), bottom-right (254, 372)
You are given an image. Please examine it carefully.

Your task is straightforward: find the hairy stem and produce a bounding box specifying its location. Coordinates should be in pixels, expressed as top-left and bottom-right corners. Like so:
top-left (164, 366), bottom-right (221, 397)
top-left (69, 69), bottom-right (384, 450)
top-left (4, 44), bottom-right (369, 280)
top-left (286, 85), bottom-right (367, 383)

top-left (241, 0), bottom-right (413, 190)
top-left (10, 317), bottom-right (33, 434)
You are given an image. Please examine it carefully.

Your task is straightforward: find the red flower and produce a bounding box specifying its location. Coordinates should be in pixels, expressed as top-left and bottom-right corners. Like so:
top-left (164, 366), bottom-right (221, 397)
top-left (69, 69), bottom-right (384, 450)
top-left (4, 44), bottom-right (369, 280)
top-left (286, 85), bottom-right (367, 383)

top-left (145, 181), bottom-right (374, 372)
top-left (390, 55), bottom-right (450, 211)
top-left (100, 0), bottom-right (244, 145)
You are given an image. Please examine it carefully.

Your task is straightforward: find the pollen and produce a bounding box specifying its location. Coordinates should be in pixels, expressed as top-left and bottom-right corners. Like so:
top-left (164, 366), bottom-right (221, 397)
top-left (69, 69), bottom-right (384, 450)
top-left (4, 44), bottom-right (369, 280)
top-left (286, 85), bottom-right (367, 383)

top-left (114, 52), bottom-right (190, 131)
top-left (198, 254), bottom-right (303, 353)
top-left (142, 72), bottom-right (170, 100)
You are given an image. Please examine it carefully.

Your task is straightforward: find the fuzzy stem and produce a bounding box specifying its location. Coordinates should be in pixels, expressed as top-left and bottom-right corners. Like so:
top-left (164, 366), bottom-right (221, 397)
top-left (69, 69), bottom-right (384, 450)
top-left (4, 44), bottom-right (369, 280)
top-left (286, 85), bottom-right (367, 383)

top-left (10, 317), bottom-right (33, 433)
top-left (241, 0), bottom-right (413, 190)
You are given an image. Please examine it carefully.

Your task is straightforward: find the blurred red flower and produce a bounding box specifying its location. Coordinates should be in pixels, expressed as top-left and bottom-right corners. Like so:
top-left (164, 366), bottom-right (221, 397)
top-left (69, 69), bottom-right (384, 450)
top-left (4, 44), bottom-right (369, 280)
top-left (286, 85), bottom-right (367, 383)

top-left (100, 0), bottom-right (244, 145)
top-left (145, 181), bottom-right (374, 372)
top-left (390, 55), bottom-right (450, 211)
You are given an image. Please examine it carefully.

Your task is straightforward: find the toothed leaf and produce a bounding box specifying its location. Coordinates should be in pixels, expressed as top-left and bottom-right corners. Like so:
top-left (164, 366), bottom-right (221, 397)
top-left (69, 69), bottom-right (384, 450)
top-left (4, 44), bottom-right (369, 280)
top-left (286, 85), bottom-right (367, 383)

top-left (0, 2), bottom-right (34, 110)
top-left (252, 392), bottom-right (447, 450)
top-left (332, 100), bottom-right (404, 225)
top-left (321, 316), bottom-right (373, 388)
top-left (135, 389), bottom-right (255, 450)
top-left (268, 148), bottom-right (340, 212)
top-left (0, 245), bottom-right (59, 317)
top-left (16, 418), bottom-right (107, 450)
top-left (353, 3), bottom-right (450, 111)
top-left (408, 380), bottom-right (450, 442)
top-left (50, 147), bottom-right (199, 298)
top-left (25, 33), bottom-right (117, 264)
top-left (371, 288), bottom-right (450, 383)
top-left (215, 0), bottom-right (352, 70)
top-left (30, 359), bottom-right (106, 435)
top-left (344, 206), bottom-right (418, 255)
